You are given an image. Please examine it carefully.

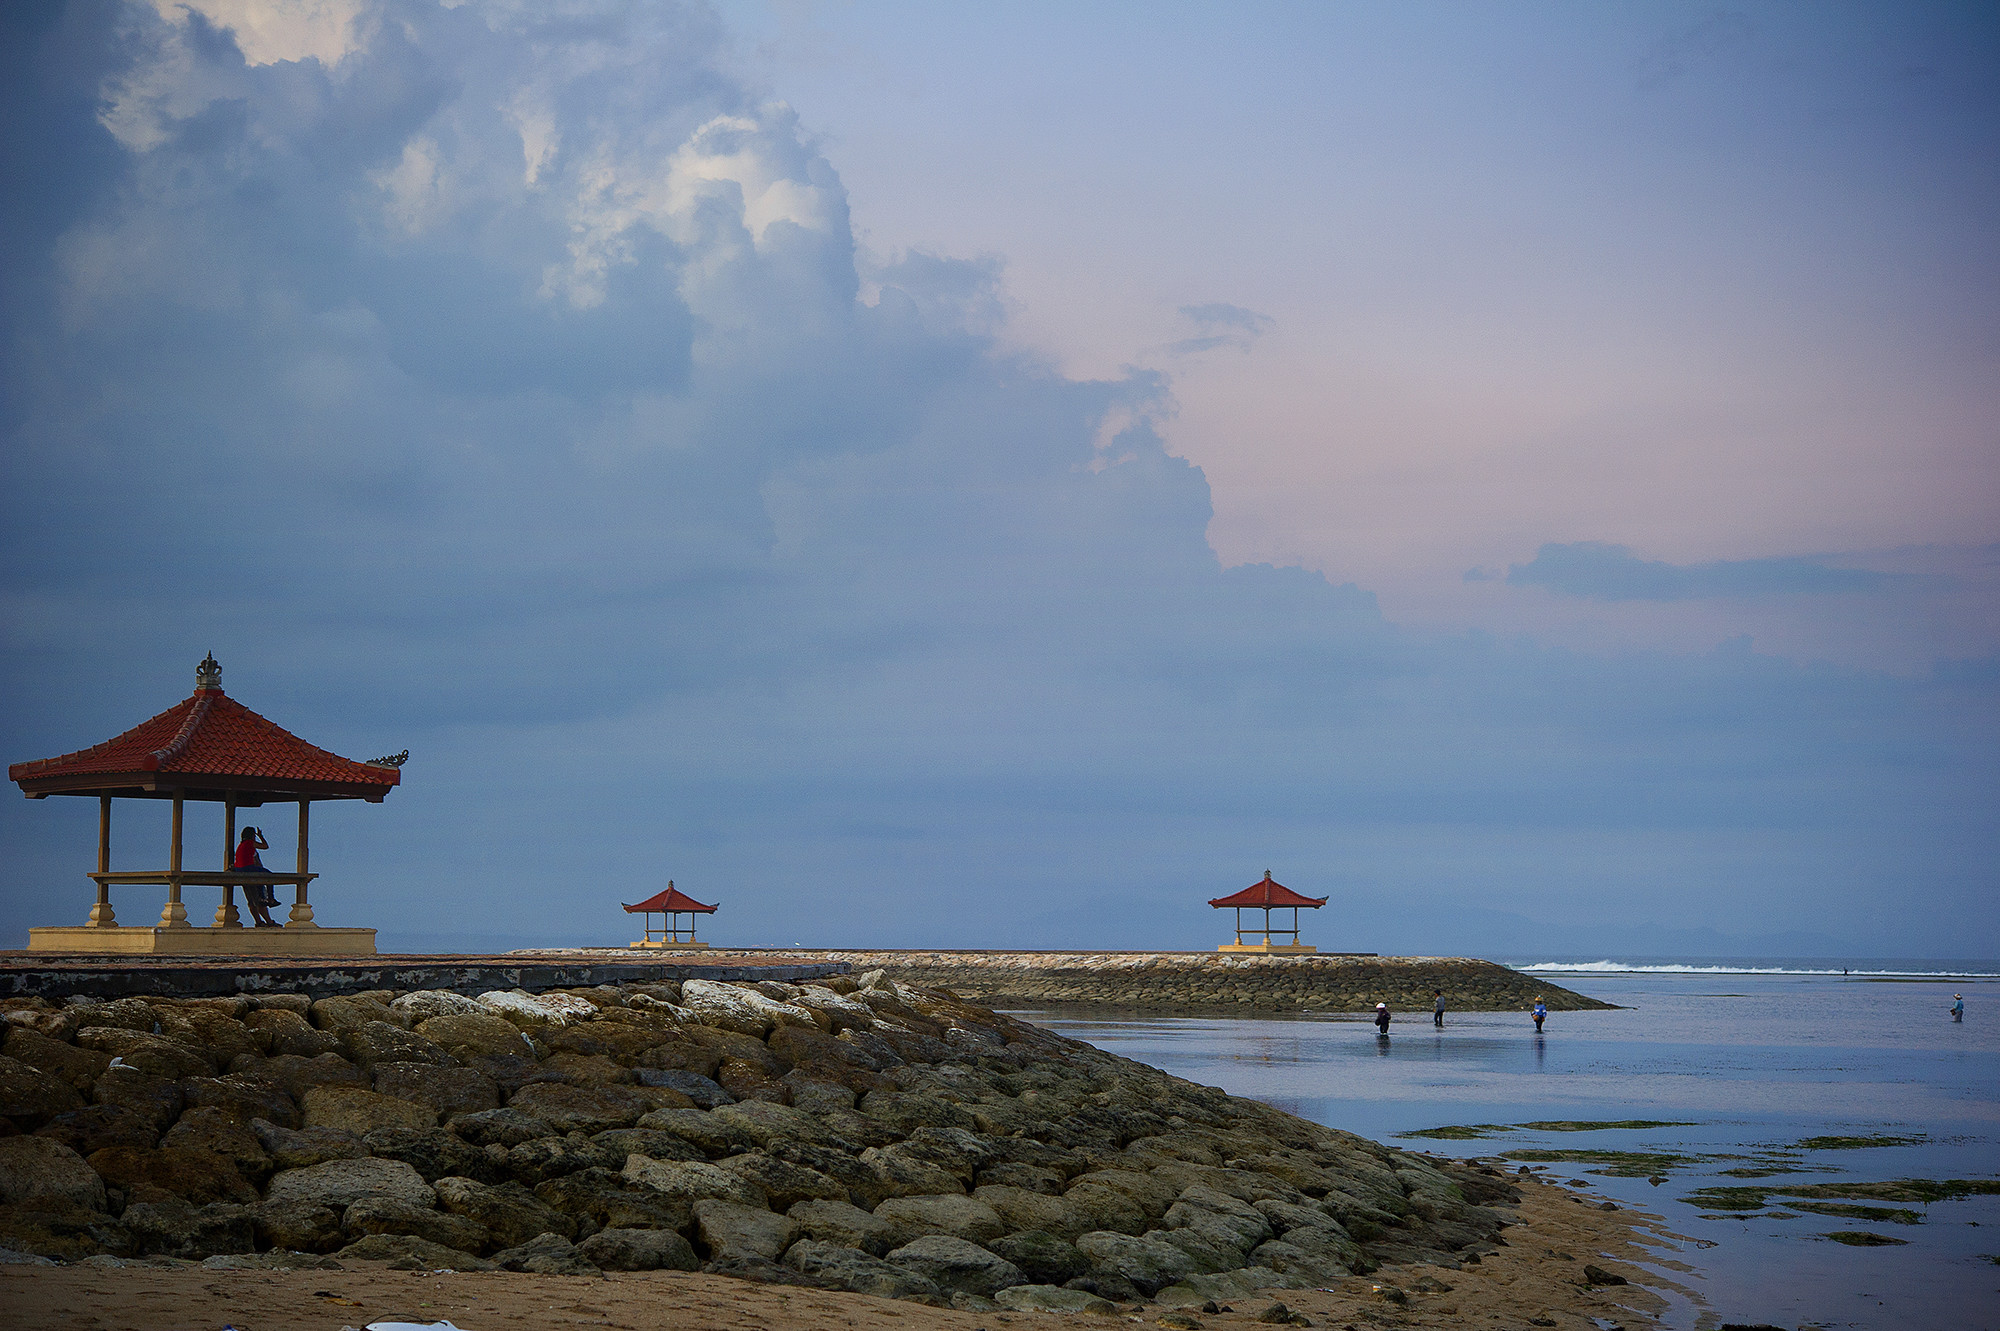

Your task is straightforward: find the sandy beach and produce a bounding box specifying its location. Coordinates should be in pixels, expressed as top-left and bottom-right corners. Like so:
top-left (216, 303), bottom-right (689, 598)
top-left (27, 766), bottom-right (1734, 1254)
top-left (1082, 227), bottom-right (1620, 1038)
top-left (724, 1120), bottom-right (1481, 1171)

top-left (0, 1175), bottom-right (1675, 1331)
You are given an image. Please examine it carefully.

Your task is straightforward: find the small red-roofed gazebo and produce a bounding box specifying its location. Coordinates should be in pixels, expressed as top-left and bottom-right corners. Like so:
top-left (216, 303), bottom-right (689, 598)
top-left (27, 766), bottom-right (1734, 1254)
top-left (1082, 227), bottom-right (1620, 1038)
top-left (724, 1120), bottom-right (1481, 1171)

top-left (623, 881), bottom-right (716, 950)
top-left (1209, 870), bottom-right (1327, 954)
top-left (9, 654), bottom-right (400, 955)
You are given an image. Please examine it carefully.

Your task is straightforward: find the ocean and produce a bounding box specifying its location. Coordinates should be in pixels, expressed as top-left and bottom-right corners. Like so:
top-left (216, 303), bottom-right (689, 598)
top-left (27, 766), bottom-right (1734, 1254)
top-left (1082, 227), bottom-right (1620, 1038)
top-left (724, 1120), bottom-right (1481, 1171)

top-left (1018, 959), bottom-right (2000, 1331)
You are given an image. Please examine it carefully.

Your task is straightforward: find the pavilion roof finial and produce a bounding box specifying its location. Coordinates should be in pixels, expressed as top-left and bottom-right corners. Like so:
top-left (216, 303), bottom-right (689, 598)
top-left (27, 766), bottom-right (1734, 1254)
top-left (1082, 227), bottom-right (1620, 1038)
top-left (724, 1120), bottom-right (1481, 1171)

top-left (195, 652), bottom-right (222, 692)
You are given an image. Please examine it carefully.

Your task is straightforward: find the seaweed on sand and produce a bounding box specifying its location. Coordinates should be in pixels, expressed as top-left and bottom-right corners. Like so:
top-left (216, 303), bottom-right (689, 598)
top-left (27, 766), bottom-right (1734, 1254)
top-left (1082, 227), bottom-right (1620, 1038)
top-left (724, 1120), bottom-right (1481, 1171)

top-left (1787, 1202), bottom-right (1923, 1225)
top-left (1794, 1134), bottom-right (1925, 1150)
top-left (1499, 1148), bottom-right (1690, 1177)
top-left (1821, 1231), bottom-right (1908, 1246)
top-left (1685, 1178), bottom-right (2000, 1212)
top-left (1395, 1124), bottom-right (1513, 1140)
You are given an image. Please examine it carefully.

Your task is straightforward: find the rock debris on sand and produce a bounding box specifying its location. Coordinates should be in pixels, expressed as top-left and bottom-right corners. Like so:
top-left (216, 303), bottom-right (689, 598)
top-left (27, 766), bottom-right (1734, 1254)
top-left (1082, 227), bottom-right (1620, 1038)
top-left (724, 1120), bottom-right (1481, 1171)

top-left (0, 975), bottom-right (1666, 1328)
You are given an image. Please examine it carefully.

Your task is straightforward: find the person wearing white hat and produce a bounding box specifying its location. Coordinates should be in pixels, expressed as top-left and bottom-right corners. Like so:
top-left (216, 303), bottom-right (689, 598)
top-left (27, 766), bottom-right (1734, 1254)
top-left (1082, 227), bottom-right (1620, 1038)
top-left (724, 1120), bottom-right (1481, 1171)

top-left (1374, 1002), bottom-right (1391, 1035)
top-left (1952, 994), bottom-right (1964, 1022)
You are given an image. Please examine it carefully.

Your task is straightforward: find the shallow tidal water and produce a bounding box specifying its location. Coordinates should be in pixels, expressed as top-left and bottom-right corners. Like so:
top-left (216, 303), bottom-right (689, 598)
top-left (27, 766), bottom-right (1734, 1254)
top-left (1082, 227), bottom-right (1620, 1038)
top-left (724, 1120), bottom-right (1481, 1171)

top-left (1016, 962), bottom-right (2000, 1331)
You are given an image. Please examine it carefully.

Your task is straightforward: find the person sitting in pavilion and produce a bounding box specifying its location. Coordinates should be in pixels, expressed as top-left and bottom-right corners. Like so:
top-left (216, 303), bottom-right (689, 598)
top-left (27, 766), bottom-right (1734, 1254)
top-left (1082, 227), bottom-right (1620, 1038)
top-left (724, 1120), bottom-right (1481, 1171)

top-left (234, 826), bottom-right (280, 927)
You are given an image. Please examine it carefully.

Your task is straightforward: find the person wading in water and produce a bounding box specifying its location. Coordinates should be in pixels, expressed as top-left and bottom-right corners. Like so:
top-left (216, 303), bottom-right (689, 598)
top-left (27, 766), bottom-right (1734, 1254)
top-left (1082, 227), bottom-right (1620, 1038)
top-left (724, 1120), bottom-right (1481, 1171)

top-left (1374, 1002), bottom-right (1392, 1036)
top-left (1532, 997), bottom-right (1548, 1033)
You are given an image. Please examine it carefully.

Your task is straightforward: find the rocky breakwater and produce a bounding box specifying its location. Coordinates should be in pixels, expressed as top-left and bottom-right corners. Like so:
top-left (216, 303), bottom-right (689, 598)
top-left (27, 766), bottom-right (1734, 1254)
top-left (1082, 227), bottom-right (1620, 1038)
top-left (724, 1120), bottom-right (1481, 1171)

top-left (0, 973), bottom-right (1526, 1312)
top-left (806, 951), bottom-right (1610, 1016)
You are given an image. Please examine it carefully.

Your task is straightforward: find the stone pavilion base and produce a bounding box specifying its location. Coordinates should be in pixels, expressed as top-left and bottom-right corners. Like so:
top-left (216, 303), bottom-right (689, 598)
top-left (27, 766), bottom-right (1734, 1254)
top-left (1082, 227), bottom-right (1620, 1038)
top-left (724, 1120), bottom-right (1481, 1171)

top-left (26, 926), bottom-right (376, 956)
top-left (627, 939), bottom-right (709, 950)
top-left (1217, 941), bottom-right (1318, 954)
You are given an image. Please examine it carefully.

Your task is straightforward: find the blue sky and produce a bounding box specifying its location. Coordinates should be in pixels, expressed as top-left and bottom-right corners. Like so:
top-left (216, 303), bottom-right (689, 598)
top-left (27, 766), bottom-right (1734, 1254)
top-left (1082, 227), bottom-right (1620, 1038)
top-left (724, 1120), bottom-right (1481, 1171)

top-left (1, 1), bottom-right (1994, 958)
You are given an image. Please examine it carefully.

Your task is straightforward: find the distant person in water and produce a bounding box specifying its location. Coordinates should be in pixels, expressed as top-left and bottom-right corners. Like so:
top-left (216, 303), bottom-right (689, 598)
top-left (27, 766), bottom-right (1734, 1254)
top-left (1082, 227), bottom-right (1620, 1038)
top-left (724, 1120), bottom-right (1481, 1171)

top-left (234, 826), bottom-right (279, 927)
top-left (1433, 989), bottom-right (1446, 1029)
top-left (1374, 1002), bottom-right (1391, 1035)
top-left (1952, 994), bottom-right (1964, 1023)
top-left (1532, 997), bottom-right (1547, 1033)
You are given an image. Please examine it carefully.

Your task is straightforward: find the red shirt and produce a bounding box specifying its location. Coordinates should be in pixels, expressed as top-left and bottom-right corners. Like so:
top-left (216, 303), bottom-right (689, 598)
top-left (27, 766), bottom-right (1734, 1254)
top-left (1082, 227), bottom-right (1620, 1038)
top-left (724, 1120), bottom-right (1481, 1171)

top-left (234, 840), bottom-right (265, 870)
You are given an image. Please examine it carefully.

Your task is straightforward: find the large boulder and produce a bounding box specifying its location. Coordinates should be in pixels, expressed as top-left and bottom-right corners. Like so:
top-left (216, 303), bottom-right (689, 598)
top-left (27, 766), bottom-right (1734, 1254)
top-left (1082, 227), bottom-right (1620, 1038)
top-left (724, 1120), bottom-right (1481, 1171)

top-left (70, 998), bottom-right (158, 1033)
top-left (179, 1075), bottom-right (299, 1129)
top-left (335, 1232), bottom-right (493, 1270)
top-left (0, 1137), bottom-right (107, 1211)
top-left (248, 1199), bottom-right (343, 1254)
top-left (884, 1234), bottom-right (1025, 1297)
top-left (871, 1193), bottom-right (1006, 1248)
top-left (235, 1053), bottom-right (365, 1101)
top-left (1163, 1186), bottom-right (1274, 1254)
top-left (632, 1069), bottom-right (732, 1108)
top-left (433, 1175), bottom-right (575, 1249)
top-left (0, 1055), bottom-right (87, 1129)
top-left (160, 1108), bottom-right (274, 1184)
top-left (87, 1145), bottom-right (258, 1206)
top-left (1067, 1168), bottom-right (1180, 1219)
top-left (308, 995), bottom-right (405, 1034)
top-left (507, 1082), bottom-right (651, 1134)
top-left (153, 1006), bottom-right (265, 1066)
top-left (389, 991), bottom-right (484, 1022)
top-left (4, 1029), bottom-right (112, 1090)
top-left (973, 1184), bottom-right (1094, 1241)
top-left (858, 1145), bottom-right (967, 1200)
top-left (416, 1013), bottom-right (535, 1061)
top-left (301, 1086), bottom-right (434, 1134)
top-left (243, 1010), bottom-right (342, 1058)
top-left (376, 1055), bottom-right (500, 1119)
top-left (676, 981), bottom-right (817, 1038)
top-left (74, 1031), bottom-right (213, 1080)
top-left (341, 1022), bottom-right (454, 1072)
top-left (578, 1226), bottom-right (699, 1272)
top-left (120, 1199), bottom-right (255, 1259)
top-left (0, 1197), bottom-right (130, 1262)
top-left (342, 1195), bottom-right (489, 1254)
top-left (988, 1229), bottom-right (1092, 1286)
top-left (1058, 1180), bottom-right (1149, 1236)
top-left (1074, 1230), bottom-right (1200, 1296)
top-left (265, 1157), bottom-right (436, 1211)
top-left (589, 1128), bottom-right (706, 1165)
top-left (476, 990), bottom-right (596, 1030)
top-left (994, 1285), bottom-right (1119, 1313)
top-left (692, 1199), bottom-right (798, 1263)
top-left (715, 1152), bottom-right (847, 1210)
top-left (250, 1120), bottom-right (367, 1170)
top-left (631, 1108), bottom-right (757, 1158)
top-left (783, 1239), bottom-right (945, 1301)
top-left (447, 1106), bottom-right (556, 1148)
top-left (363, 1127), bottom-right (501, 1185)
top-left (534, 1167), bottom-right (692, 1234)
top-left (787, 1198), bottom-right (898, 1256)
top-left (492, 1231), bottom-right (600, 1275)
top-left (90, 1067), bottom-right (183, 1132)
top-left (622, 1155), bottom-right (768, 1209)
top-left (707, 1100), bottom-right (849, 1150)
top-left (33, 1105), bottom-right (159, 1156)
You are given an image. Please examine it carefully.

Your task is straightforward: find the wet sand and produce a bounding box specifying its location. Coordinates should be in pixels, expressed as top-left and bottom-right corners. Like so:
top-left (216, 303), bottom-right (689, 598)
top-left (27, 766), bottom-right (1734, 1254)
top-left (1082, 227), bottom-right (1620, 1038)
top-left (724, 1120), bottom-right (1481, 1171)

top-left (0, 1177), bottom-right (1682, 1331)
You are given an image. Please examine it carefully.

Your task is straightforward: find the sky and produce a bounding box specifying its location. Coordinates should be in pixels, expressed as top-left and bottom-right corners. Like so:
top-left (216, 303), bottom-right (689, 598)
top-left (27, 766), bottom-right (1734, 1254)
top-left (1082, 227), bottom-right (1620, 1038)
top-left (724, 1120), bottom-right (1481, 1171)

top-left (1, 0), bottom-right (1994, 959)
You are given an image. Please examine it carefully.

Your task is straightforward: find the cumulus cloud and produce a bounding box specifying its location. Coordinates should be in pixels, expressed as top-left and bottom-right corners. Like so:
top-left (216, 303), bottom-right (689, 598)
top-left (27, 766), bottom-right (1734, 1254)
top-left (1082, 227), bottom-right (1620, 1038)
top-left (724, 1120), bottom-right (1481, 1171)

top-left (1493, 542), bottom-right (1911, 601)
top-left (0, 1), bottom-right (1993, 957)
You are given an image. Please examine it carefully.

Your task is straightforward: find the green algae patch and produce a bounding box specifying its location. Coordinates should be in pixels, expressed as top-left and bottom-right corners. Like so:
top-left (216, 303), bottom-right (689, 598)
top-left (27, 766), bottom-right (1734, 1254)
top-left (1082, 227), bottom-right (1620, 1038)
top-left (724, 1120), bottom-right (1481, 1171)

top-left (1516, 1119), bottom-right (1696, 1133)
top-left (1718, 1166), bottom-right (1829, 1178)
top-left (1786, 1179), bottom-right (2000, 1205)
top-left (1683, 1186), bottom-right (1773, 1212)
top-left (1500, 1148), bottom-right (1690, 1177)
top-left (1795, 1134), bottom-right (1925, 1150)
top-left (1822, 1231), bottom-right (1908, 1246)
top-left (1789, 1202), bottom-right (1923, 1225)
top-left (1396, 1124), bottom-right (1513, 1140)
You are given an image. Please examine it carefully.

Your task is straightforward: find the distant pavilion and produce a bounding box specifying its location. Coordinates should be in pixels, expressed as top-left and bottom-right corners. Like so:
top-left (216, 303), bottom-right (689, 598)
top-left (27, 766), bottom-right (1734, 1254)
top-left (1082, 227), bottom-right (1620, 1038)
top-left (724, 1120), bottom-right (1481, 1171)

top-left (1210, 870), bottom-right (1327, 954)
top-left (9, 654), bottom-right (398, 955)
top-left (623, 882), bottom-right (716, 950)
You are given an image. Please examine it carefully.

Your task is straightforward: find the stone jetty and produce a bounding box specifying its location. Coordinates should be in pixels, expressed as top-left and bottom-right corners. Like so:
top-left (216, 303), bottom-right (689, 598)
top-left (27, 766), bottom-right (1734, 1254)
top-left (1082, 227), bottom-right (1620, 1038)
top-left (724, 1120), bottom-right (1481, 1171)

top-left (0, 971), bottom-right (1529, 1310)
top-left (541, 951), bottom-right (1612, 1017)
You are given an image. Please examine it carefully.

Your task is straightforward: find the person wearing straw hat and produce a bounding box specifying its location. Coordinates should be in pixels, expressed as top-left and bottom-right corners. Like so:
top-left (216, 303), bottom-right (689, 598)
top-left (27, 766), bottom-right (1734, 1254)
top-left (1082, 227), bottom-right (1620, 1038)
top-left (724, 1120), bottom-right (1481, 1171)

top-left (1952, 994), bottom-right (1964, 1023)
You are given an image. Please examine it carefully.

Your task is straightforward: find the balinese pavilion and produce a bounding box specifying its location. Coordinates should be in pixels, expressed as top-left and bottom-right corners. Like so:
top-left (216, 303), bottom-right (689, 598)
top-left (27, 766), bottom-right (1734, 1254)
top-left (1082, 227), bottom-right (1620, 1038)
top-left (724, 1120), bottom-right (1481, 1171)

top-left (1209, 870), bottom-right (1328, 954)
top-left (623, 882), bottom-right (717, 950)
top-left (9, 655), bottom-right (399, 955)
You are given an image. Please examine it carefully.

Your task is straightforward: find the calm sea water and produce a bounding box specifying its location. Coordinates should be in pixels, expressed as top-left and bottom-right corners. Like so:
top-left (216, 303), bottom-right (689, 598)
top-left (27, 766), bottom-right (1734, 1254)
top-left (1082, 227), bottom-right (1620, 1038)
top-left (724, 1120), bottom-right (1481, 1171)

top-left (1017, 959), bottom-right (2000, 1331)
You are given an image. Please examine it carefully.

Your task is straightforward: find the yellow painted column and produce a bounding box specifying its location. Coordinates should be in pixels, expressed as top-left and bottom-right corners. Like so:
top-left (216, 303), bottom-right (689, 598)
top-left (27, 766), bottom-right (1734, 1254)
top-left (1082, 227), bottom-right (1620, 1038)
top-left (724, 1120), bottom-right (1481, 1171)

top-left (89, 795), bottom-right (116, 927)
top-left (159, 791), bottom-right (188, 927)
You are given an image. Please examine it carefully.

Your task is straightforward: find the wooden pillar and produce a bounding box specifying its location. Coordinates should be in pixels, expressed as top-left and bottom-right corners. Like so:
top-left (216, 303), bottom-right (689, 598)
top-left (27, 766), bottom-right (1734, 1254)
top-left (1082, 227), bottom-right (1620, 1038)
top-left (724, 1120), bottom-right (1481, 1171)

top-left (89, 795), bottom-right (116, 927)
top-left (215, 798), bottom-right (242, 928)
top-left (160, 791), bottom-right (188, 927)
top-left (288, 800), bottom-right (315, 926)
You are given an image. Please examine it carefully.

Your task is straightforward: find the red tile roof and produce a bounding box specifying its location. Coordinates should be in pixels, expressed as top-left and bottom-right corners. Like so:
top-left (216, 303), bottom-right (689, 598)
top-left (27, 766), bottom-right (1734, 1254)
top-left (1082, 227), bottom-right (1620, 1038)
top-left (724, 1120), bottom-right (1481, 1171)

top-left (10, 685), bottom-right (400, 799)
top-left (624, 885), bottom-right (717, 914)
top-left (1209, 871), bottom-right (1327, 910)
